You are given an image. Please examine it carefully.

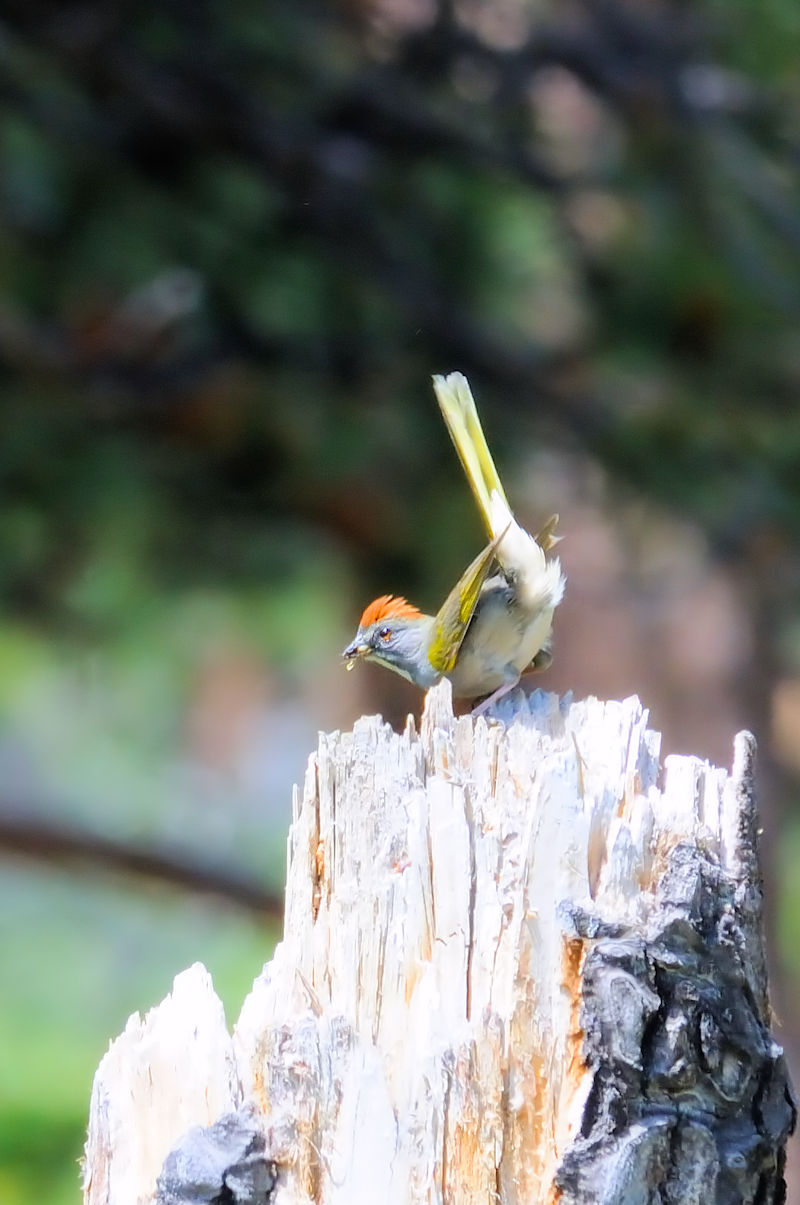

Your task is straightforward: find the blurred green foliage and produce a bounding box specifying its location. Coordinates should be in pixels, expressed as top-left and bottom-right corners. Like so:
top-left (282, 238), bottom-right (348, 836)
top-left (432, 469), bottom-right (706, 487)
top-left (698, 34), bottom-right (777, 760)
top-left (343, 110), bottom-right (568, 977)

top-left (1, 867), bottom-right (275, 1205)
top-left (2, 0), bottom-right (800, 1201)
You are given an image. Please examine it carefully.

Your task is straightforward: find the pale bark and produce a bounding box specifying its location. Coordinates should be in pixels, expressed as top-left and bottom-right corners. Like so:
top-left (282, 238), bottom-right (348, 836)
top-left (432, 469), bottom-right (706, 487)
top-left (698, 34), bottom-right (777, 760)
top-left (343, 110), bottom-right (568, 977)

top-left (83, 683), bottom-right (795, 1205)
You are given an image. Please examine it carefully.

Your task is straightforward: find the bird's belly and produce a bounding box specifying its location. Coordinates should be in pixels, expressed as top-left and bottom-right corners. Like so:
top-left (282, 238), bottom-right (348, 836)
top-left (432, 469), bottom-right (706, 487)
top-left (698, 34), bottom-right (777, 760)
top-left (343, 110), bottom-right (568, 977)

top-left (446, 588), bottom-right (554, 699)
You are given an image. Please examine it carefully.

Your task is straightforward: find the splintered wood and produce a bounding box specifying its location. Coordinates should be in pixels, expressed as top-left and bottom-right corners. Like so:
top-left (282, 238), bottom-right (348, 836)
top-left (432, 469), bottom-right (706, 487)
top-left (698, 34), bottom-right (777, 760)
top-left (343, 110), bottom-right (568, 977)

top-left (83, 684), bottom-right (795, 1205)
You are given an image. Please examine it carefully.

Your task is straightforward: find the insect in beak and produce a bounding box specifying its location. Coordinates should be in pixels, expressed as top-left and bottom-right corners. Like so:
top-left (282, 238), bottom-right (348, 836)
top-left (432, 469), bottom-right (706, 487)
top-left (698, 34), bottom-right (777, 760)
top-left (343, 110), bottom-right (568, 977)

top-left (342, 639), bottom-right (370, 669)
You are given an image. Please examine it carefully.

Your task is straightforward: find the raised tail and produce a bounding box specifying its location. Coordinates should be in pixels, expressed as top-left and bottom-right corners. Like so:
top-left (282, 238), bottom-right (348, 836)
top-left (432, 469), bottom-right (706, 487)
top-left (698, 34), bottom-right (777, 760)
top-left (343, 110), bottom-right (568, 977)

top-left (432, 372), bottom-right (510, 540)
top-left (433, 372), bottom-right (564, 619)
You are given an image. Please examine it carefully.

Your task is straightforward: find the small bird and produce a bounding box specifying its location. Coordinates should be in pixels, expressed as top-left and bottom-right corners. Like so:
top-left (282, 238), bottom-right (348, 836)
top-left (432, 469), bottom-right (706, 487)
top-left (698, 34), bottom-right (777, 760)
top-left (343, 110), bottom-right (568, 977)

top-left (342, 372), bottom-right (565, 714)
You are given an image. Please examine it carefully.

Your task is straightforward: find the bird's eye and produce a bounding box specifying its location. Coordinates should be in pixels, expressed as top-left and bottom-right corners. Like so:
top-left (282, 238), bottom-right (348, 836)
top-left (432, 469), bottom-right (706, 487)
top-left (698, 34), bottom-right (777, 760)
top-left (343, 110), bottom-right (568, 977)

top-left (379, 627), bottom-right (392, 641)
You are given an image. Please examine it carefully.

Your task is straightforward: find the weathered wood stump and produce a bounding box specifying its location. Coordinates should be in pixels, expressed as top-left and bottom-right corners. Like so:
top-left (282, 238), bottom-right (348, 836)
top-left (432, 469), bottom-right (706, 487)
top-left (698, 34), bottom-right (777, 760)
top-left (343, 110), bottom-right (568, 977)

top-left (83, 683), bottom-right (795, 1204)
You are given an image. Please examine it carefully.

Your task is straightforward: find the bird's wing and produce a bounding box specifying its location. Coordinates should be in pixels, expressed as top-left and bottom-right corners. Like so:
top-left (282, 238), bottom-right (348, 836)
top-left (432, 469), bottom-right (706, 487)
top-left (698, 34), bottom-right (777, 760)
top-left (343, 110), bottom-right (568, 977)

top-left (427, 534), bottom-right (503, 675)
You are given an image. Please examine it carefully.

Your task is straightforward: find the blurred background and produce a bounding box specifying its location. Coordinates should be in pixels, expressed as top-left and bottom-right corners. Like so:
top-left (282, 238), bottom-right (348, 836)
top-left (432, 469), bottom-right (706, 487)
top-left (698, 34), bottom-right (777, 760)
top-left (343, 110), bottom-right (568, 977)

top-left (1, 0), bottom-right (800, 1199)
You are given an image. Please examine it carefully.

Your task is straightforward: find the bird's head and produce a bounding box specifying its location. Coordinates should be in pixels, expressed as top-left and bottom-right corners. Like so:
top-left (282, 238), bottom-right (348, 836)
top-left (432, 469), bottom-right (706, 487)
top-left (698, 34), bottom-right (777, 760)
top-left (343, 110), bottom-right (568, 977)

top-left (342, 595), bottom-right (439, 688)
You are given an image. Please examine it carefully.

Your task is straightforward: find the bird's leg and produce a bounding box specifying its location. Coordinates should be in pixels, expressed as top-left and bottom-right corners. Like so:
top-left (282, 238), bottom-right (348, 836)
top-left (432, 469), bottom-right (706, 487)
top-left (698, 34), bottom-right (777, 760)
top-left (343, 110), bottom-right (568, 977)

top-left (471, 679), bottom-right (518, 718)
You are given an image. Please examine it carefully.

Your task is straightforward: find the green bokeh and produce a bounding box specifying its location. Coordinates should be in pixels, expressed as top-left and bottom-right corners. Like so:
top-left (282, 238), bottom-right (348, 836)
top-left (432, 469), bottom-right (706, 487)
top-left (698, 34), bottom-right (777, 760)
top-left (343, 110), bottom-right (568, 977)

top-left (0, 866), bottom-right (277, 1205)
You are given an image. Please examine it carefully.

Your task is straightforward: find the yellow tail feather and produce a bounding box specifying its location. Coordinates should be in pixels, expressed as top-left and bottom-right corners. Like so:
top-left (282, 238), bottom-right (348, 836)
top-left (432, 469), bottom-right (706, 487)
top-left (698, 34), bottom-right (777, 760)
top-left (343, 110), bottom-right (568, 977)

top-left (432, 372), bottom-right (509, 538)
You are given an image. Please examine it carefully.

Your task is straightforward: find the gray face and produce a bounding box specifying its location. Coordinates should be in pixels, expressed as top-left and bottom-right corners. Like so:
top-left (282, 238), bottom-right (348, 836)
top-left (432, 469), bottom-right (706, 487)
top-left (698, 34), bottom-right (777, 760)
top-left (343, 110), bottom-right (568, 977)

top-left (342, 616), bottom-right (440, 689)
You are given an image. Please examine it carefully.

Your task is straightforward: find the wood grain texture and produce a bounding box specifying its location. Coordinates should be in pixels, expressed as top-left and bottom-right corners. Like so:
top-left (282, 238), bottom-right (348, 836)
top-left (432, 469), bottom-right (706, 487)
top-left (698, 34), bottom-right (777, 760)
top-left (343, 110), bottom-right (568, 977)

top-left (83, 683), bottom-right (795, 1205)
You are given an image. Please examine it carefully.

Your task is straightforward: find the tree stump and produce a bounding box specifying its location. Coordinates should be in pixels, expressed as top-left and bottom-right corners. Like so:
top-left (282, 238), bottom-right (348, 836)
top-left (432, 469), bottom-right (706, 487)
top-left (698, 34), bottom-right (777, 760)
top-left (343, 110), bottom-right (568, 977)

top-left (83, 683), bottom-right (796, 1205)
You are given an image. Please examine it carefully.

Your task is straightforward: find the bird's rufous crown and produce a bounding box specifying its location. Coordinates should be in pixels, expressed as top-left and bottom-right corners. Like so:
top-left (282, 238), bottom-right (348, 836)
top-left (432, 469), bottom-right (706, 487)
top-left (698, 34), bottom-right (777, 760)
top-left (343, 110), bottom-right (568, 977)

top-left (359, 595), bottom-right (421, 628)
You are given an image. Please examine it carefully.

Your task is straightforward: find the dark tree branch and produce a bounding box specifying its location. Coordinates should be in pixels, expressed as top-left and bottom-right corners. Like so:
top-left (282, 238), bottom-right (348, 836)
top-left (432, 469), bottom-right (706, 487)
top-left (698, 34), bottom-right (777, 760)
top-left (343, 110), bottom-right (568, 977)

top-left (0, 808), bottom-right (283, 920)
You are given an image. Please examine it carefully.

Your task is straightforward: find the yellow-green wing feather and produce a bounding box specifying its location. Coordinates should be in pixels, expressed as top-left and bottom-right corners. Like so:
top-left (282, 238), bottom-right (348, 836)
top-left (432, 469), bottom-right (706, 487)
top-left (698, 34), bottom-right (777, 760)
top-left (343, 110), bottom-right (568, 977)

top-left (427, 537), bottom-right (500, 675)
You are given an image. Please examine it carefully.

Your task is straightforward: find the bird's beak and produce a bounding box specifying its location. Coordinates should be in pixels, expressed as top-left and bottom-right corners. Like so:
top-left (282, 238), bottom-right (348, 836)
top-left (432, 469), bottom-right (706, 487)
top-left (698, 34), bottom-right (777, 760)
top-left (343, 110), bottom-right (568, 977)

top-left (342, 638), bottom-right (370, 669)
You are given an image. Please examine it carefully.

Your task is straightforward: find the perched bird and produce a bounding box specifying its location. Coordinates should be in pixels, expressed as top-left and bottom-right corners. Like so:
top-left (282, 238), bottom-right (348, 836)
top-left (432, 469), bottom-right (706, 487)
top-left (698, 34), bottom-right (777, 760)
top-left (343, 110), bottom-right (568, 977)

top-left (343, 372), bottom-right (565, 714)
